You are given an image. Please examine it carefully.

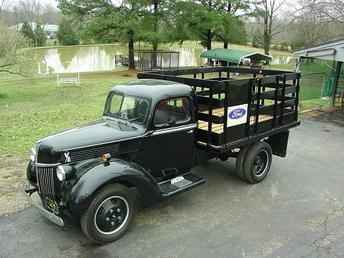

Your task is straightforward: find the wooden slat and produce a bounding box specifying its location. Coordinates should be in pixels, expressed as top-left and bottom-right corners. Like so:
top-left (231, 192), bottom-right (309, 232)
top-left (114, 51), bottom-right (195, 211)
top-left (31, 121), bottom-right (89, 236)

top-left (198, 108), bottom-right (273, 135)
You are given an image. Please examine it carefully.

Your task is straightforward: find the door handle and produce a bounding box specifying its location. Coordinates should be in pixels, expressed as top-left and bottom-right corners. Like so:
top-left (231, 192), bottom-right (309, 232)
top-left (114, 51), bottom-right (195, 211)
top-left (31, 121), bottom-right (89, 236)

top-left (187, 130), bottom-right (194, 134)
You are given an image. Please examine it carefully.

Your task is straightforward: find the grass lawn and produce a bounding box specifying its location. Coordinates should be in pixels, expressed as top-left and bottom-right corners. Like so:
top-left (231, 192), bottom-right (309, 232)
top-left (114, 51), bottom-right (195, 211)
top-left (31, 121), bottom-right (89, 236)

top-left (1, 68), bottom-right (330, 157)
top-left (0, 43), bottom-right (332, 157)
top-left (0, 71), bottom-right (136, 156)
top-left (300, 98), bottom-right (332, 110)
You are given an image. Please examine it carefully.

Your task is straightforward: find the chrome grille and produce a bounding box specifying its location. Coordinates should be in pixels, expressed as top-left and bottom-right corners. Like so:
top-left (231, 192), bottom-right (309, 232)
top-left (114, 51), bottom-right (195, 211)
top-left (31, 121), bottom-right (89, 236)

top-left (36, 166), bottom-right (56, 195)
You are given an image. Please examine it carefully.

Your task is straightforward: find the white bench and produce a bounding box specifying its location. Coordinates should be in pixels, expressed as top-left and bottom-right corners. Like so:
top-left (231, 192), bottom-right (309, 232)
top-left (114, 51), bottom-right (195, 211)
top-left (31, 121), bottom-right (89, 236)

top-left (56, 73), bottom-right (80, 86)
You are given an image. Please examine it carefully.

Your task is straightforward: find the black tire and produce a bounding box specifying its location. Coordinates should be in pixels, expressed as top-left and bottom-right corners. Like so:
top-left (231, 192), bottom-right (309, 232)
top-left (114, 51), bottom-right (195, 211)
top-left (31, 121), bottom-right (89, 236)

top-left (235, 145), bottom-right (251, 180)
top-left (242, 142), bottom-right (272, 184)
top-left (80, 184), bottom-right (136, 244)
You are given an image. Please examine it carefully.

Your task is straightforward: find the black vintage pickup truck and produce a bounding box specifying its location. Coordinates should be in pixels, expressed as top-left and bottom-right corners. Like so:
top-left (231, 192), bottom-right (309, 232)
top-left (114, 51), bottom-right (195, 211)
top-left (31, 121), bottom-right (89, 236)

top-left (25, 67), bottom-right (301, 244)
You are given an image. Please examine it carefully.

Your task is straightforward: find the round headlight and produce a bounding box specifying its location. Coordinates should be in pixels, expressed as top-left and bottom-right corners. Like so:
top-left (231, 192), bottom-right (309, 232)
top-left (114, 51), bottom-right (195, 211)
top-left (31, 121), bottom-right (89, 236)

top-left (30, 147), bottom-right (36, 162)
top-left (56, 166), bottom-right (66, 181)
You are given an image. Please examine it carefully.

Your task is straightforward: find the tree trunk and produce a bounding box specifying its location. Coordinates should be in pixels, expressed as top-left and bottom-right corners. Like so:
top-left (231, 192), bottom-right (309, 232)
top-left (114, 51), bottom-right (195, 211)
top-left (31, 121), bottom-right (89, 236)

top-left (128, 30), bottom-right (135, 70)
top-left (152, 0), bottom-right (159, 69)
top-left (224, 41), bottom-right (229, 49)
top-left (207, 29), bottom-right (212, 50)
top-left (263, 14), bottom-right (271, 57)
top-left (264, 32), bottom-right (270, 55)
top-left (206, 30), bottom-right (212, 65)
top-left (227, 3), bottom-right (232, 13)
top-left (152, 41), bottom-right (158, 69)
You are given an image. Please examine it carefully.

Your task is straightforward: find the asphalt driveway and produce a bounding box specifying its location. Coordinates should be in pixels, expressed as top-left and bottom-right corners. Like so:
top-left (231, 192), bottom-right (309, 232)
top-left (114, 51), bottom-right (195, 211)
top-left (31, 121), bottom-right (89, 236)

top-left (1, 113), bottom-right (344, 258)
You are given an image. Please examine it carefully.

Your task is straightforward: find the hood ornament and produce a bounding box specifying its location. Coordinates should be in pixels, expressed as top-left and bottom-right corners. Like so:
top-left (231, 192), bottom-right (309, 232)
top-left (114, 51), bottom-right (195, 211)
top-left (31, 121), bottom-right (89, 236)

top-left (64, 152), bottom-right (71, 163)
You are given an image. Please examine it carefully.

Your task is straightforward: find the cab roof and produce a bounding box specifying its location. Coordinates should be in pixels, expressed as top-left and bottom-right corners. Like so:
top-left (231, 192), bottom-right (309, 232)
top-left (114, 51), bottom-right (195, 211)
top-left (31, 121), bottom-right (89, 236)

top-left (111, 79), bottom-right (192, 101)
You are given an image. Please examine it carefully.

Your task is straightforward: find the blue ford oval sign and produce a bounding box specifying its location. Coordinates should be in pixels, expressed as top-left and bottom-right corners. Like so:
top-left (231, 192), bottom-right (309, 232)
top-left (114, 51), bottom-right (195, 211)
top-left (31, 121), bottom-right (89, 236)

top-left (229, 108), bottom-right (247, 120)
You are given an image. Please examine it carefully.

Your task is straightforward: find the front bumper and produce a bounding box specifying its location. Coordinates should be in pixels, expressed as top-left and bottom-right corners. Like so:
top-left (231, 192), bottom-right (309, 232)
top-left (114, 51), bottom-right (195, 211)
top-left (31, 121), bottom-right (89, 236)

top-left (28, 189), bottom-right (65, 227)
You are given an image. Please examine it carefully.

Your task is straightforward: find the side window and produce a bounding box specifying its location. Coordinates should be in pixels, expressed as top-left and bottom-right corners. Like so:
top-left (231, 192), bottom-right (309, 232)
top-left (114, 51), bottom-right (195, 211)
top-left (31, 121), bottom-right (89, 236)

top-left (154, 97), bottom-right (191, 128)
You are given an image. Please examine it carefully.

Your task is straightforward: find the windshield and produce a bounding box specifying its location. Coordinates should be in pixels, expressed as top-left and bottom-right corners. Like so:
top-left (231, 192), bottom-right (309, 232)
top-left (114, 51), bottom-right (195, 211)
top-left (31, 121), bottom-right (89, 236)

top-left (105, 93), bottom-right (150, 125)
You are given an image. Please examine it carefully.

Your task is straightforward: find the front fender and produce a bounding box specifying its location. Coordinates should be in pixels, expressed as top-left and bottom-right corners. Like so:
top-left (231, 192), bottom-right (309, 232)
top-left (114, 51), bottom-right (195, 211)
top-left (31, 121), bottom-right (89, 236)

top-left (68, 159), bottom-right (160, 217)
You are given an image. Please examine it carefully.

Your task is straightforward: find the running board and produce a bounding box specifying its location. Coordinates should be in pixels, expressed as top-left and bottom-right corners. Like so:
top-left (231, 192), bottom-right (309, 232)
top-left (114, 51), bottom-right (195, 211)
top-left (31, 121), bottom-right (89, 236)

top-left (158, 173), bottom-right (206, 198)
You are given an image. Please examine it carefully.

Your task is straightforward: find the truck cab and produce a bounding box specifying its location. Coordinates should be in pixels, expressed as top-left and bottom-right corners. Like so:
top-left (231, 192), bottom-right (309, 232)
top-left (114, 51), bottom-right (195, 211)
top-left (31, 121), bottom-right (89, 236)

top-left (111, 80), bottom-right (197, 180)
top-left (26, 79), bottom-right (204, 244)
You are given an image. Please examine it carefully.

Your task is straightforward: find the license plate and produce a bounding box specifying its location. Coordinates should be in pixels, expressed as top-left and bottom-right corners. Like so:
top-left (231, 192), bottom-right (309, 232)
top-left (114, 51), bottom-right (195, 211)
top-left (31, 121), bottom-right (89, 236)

top-left (30, 192), bottom-right (64, 227)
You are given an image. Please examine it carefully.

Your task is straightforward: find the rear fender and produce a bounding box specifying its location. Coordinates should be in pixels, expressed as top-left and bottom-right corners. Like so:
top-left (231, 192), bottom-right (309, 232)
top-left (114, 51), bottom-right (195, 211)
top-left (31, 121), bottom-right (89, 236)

top-left (68, 159), bottom-right (161, 217)
top-left (266, 131), bottom-right (290, 157)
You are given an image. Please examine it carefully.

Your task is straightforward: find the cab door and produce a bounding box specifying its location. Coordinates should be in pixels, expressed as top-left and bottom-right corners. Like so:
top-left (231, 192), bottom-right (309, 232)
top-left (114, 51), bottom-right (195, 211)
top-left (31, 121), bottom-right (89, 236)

top-left (138, 96), bottom-right (196, 179)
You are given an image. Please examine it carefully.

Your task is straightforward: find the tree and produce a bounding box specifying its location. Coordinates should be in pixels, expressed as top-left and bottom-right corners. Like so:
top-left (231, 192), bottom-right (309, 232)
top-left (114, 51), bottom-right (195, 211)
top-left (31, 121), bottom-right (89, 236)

top-left (284, 0), bottom-right (343, 50)
top-left (252, 31), bottom-right (263, 48)
top-left (195, 1), bottom-right (222, 50)
top-left (3, 2), bottom-right (60, 26)
top-left (58, 0), bottom-right (146, 70)
top-left (149, 0), bottom-right (161, 52)
top-left (0, 0), bottom-right (9, 15)
top-left (0, 22), bottom-right (29, 75)
top-left (20, 22), bottom-right (47, 47)
top-left (174, 1), bottom-right (248, 51)
top-left (217, 15), bottom-right (247, 49)
top-left (316, 0), bottom-right (344, 23)
top-left (34, 24), bottom-right (47, 47)
top-left (139, 0), bottom-right (176, 67)
top-left (57, 18), bottom-right (80, 45)
top-left (252, 0), bottom-right (285, 55)
top-left (20, 21), bottom-right (35, 45)
top-left (215, 0), bottom-right (250, 48)
top-left (175, 1), bottom-right (221, 51)
top-left (14, 0), bottom-right (43, 24)
top-left (41, 4), bottom-right (61, 25)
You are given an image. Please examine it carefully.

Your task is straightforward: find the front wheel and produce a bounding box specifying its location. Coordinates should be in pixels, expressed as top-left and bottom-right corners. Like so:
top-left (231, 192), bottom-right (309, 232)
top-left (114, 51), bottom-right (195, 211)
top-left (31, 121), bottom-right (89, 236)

top-left (80, 184), bottom-right (136, 244)
top-left (242, 142), bottom-right (272, 184)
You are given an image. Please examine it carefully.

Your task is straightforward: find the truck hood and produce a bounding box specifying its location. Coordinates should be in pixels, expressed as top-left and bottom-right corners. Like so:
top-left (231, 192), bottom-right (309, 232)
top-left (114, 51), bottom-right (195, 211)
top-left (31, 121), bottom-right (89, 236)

top-left (36, 118), bottom-right (145, 160)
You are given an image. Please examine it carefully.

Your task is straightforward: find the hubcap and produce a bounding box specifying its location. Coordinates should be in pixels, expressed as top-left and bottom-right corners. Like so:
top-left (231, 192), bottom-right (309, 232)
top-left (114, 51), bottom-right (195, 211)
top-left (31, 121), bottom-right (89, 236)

top-left (254, 149), bottom-right (269, 177)
top-left (94, 196), bottom-right (130, 235)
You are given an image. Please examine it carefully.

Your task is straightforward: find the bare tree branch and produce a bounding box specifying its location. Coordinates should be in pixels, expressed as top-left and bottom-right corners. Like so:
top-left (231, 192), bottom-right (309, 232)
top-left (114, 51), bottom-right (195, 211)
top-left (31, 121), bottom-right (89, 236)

top-left (0, 22), bottom-right (31, 76)
top-left (304, 0), bottom-right (344, 23)
top-left (252, 0), bottom-right (286, 55)
top-left (0, 0), bottom-right (9, 14)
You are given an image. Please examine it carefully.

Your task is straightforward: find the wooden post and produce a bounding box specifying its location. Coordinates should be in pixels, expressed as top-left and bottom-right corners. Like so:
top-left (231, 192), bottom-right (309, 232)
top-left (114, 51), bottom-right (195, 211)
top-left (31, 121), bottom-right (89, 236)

top-left (332, 61), bottom-right (343, 106)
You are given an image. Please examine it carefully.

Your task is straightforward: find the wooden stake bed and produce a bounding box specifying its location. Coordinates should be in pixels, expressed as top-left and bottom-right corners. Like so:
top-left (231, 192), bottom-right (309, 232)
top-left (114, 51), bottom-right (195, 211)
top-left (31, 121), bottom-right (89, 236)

top-left (138, 66), bottom-right (300, 147)
top-left (198, 108), bottom-right (273, 134)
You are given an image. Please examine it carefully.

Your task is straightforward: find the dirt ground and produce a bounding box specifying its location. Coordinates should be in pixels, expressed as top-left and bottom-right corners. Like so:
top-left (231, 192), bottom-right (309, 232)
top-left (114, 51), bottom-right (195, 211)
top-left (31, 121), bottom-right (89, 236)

top-left (303, 108), bottom-right (344, 127)
top-left (0, 155), bottom-right (30, 216)
top-left (0, 109), bottom-right (343, 216)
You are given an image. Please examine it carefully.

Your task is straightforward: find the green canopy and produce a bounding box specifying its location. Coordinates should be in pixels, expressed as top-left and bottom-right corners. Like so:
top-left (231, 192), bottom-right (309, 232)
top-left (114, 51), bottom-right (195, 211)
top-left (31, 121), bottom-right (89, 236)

top-left (200, 48), bottom-right (272, 64)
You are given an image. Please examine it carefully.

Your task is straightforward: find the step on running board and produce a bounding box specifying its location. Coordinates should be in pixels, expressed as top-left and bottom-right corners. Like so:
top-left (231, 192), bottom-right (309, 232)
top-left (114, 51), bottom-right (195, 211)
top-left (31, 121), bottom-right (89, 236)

top-left (158, 173), bottom-right (206, 198)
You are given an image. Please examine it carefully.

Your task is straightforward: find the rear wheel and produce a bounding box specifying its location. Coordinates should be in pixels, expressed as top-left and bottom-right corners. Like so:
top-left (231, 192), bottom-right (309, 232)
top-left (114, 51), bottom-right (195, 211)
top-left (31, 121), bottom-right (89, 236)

top-left (235, 145), bottom-right (251, 180)
top-left (242, 142), bottom-right (272, 184)
top-left (81, 184), bottom-right (136, 244)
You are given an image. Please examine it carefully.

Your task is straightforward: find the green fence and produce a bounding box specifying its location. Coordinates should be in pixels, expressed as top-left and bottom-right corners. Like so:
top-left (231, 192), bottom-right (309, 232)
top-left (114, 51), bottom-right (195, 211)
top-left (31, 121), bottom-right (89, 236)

top-left (300, 73), bottom-right (326, 100)
top-left (298, 59), bottom-right (336, 109)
